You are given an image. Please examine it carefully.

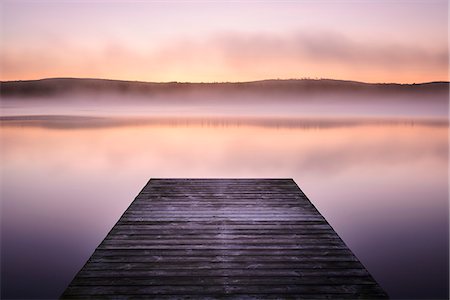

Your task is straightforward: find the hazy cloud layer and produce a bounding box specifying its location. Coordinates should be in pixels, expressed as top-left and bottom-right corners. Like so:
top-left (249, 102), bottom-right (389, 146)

top-left (2, 31), bottom-right (448, 83)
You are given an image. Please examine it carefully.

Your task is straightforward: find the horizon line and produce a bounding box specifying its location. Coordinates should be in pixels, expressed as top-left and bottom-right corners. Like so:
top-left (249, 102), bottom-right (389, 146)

top-left (2, 77), bottom-right (449, 86)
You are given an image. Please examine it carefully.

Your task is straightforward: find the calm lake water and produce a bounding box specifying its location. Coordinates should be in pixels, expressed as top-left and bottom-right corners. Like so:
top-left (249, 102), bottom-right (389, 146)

top-left (1, 115), bottom-right (448, 299)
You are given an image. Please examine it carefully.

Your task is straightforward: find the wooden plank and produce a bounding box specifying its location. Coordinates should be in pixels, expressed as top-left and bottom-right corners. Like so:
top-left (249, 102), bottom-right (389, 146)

top-left (61, 178), bottom-right (387, 299)
top-left (69, 276), bottom-right (381, 286)
top-left (91, 249), bottom-right (356, 257)
top-left (75, 268), bottom-right (373, 278)
top-left (89, 255), bottom-right (360, 263)
top-left (63, 285), bottom-right (386, 296)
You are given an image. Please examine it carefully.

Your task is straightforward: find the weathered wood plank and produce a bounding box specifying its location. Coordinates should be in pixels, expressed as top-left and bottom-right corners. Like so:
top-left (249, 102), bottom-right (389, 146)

top-left (97, 244), bottom-right (350, 250)
top-left (63, 284), bottom-right (385, 296)
top-left (75, 268), bottom-right (372, 278)
top-left (91, 248), bottom-right (355, 257)
top-left (105, 233), bottom-right (341, 239)
top-left (61, 178), bottom-right (387, 299)
top-left (89, 255), bottom-right (360, 263)
top-left (83, 260), bottom-right (365, 269)
top-left (69, 276), bottom-right (380, 286)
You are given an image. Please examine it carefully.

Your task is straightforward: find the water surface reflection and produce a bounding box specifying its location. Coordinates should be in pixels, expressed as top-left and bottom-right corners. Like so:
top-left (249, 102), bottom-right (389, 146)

top-left (1, 116), bottom-right (448, 299)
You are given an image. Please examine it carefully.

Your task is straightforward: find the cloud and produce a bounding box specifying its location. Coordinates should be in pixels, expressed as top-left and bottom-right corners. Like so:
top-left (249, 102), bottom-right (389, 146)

top-left (212, 30), bottom-right (447, 68)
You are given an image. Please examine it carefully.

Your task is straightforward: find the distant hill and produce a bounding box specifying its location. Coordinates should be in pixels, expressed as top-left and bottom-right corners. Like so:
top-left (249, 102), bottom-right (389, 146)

top-left (1, 78), bottom-right (448, 98)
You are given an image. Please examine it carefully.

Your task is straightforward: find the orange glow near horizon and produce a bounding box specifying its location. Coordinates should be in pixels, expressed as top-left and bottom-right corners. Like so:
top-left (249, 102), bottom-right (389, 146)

top-left (2, 66), bottom-right (448, 84)
top-left (3, 45), bottom-right (447, 84)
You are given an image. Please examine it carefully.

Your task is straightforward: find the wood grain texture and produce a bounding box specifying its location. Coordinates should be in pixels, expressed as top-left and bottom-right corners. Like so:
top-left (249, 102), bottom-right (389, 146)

top-left (61, 178), bottom-right (387, 299)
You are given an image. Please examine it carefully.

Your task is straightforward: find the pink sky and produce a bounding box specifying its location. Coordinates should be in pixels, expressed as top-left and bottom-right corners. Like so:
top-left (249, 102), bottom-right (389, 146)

top-left (1, 0), bottom-right (448, 83)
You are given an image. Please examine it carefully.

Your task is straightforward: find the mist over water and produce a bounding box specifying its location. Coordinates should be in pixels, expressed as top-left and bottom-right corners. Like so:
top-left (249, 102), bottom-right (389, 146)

top-left (0, 86), bottom-right (448, 299)
top-left (1, 93), bottom-right (448, 119)
top-left (2, 79), bottom-right (448, 118)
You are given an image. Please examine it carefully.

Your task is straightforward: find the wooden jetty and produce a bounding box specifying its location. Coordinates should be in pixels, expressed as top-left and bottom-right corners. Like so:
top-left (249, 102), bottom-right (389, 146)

top-left (62, 178), bottom-right (387, 299)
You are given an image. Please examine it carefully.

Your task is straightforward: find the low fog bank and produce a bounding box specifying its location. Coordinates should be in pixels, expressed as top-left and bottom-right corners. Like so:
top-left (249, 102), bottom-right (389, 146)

top-left (1, 78), bottom-right (448, 118)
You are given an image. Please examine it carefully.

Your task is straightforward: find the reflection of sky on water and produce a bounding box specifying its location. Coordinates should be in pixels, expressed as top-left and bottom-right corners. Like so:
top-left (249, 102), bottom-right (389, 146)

top-left (0, 114), bottom-right (447, 130)
top-left (1, 116), bottom-right (448, 299)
